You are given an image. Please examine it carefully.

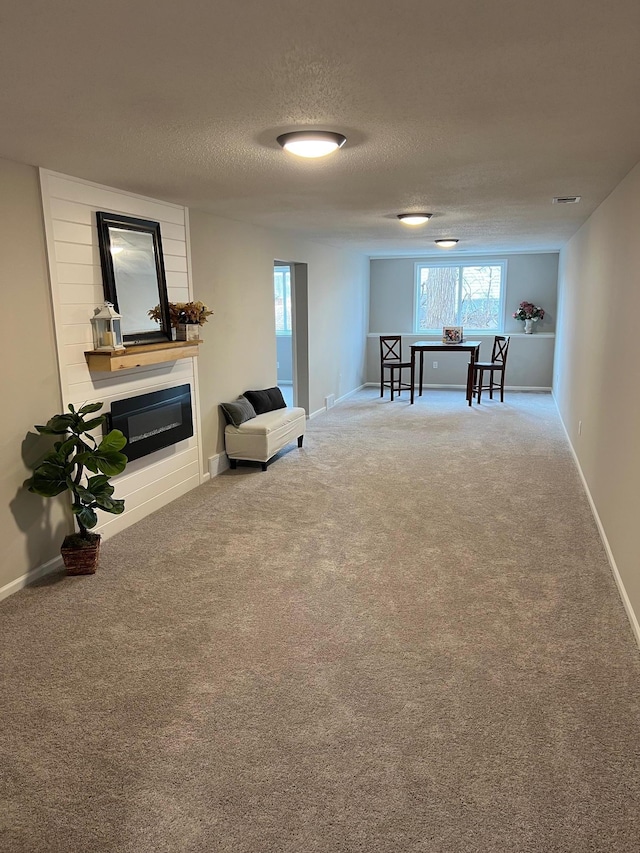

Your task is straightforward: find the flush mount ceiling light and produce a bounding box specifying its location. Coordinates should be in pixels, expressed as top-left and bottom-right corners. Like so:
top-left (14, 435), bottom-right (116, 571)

top-left (435, 239), bottom-right (459, 248)
top-left (276, 130), bottom-right (347, 158)
top-left (397, 213), bottom-right (433, 225)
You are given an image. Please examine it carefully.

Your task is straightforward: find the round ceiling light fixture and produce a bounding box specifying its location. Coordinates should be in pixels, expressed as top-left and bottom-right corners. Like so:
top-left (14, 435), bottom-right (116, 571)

top-left (435, 239), bottom-right (459, 248)
top-left (276, 130), bottom-right (347, 158)
top-left (397, 213), bottom-right (432, 225)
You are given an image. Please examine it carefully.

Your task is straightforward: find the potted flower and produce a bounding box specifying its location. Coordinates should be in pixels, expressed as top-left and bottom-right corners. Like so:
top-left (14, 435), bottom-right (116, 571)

top-left (148, 301), bottom-right (213, 342)
top-left (513, 301), bottom-right (545, 334)
top-left (25, 402), bottom-right (128, 575)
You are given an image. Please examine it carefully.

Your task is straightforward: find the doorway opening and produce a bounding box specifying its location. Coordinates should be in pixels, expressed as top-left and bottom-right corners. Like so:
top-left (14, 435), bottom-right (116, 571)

top-left (274, 263), bottom-right (293, 406)
top-left (273, 261), bottom-right (309, 414)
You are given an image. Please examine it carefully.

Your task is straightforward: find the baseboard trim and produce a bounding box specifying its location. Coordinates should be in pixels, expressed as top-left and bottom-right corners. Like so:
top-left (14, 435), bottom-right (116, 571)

top-left (364, 382), bottom-right (551, 391)
top-left (0, 553), bottom-right (64, 602)
top-left (336, 384), bottom-right (367, 404)
top-left (208, 452), bottom-right (230, 478)
top-left (309, 384), bottom-right (368, 420)
top-left (366, 381), bottom-right (468, 391)
top-left (553, 393), bottom-right (640, 649)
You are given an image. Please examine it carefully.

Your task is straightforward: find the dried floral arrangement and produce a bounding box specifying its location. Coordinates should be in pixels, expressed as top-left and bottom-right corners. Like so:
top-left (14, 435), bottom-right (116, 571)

top-left (148, 301), bottom-right (213, 328)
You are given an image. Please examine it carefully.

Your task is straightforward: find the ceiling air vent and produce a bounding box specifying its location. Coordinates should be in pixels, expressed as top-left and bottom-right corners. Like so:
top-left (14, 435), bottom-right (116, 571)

top-left (552, 196), bottom-right (581, 204)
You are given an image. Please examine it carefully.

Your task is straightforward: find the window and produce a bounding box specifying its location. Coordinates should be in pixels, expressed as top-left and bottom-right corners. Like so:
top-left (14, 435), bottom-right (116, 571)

top-left (415, 261), bottom-right (505, 333)
top-left (274, 265), bottom-right (292, 334)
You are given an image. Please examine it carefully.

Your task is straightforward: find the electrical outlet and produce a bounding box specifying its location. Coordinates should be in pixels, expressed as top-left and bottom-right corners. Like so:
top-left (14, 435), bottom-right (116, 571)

top-left (276, 361), bottom-right (280, 368)
top-left (433, 361), bottom-right (438, 369)
top-left (578, 420), bottom-right (582, 435)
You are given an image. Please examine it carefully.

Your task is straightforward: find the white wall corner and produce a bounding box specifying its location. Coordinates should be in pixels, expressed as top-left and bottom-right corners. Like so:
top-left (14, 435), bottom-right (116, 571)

top-left (553, 393), bottom-right (640, 650)
top-left (209, 452), bottom-right (230, 478)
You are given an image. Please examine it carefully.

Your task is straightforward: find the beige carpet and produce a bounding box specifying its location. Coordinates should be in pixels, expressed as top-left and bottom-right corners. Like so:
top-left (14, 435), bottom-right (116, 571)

top-left (1, 390), bottom-right (639, 852)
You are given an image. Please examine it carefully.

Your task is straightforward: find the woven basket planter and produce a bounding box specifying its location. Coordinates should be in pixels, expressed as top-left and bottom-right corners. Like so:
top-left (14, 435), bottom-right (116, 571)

top-left (60, 533), bottom-right (101, 575)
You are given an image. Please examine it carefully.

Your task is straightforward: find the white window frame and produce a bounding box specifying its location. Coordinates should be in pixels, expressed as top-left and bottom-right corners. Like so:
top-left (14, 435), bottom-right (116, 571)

top-left (413, 258), bottom-right (507, 334)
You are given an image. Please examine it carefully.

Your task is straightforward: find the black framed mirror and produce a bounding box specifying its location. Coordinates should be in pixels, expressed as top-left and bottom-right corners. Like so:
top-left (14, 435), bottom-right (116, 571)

top-left (96, 212), bottom-right (171, 346)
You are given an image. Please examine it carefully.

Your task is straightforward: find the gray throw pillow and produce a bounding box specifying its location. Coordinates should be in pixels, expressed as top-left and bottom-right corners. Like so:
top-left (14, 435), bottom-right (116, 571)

top-left (220, 395), bottom-right (257, 427)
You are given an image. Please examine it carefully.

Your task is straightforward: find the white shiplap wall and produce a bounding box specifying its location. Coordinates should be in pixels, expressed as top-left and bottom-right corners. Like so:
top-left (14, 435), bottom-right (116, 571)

top-left (39, 169), bottom-right (204, 541)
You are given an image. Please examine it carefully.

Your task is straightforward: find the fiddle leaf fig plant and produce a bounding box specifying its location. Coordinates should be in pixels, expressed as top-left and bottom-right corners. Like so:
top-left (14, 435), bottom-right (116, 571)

top-left (26, 402), bottom-right (128, 540)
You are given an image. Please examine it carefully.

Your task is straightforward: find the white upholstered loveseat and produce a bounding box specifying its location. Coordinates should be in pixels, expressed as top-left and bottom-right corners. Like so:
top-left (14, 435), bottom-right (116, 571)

top-left (221, 387), bottom-right (306, 471)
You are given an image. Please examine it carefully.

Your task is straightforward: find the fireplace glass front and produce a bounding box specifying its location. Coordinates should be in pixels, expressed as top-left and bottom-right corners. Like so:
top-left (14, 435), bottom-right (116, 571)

top-left (109, 385), bottom-right (193, 462)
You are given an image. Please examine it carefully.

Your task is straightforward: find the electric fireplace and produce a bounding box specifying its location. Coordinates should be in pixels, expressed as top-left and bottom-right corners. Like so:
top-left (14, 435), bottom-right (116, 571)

top-left (109, 385), bottom-right (193, 462)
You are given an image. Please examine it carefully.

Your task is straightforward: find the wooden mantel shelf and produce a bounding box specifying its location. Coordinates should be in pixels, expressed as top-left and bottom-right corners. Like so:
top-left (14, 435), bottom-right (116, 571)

top-left (85, 339), bottom-right (202, 372)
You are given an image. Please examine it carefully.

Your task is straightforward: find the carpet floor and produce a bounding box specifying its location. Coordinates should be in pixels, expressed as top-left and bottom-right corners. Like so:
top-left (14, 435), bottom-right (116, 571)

top-left (1, 390), bottom-right (639, 852)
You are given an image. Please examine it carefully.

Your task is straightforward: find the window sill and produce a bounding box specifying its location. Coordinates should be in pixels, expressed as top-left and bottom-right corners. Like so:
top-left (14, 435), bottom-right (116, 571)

top-left (367, 331), bottom-right (556, 338)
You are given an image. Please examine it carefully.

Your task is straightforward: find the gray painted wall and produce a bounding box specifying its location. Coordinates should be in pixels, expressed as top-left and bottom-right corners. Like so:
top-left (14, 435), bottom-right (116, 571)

top-left (1, 158), bottom-right (70, 592)
top-left (554, 162), bottom-right (640, 637)
top-left (368, 253), bottom-right (558, 388)
top-left (189, 210), bottom-right (369, 464)
top-left (366, 332), bottom-right (555, 390)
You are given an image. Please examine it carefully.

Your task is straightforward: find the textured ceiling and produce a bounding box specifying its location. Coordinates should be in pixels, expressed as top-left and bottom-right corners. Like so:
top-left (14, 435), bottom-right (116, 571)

top-left (1, 0), bottom-right (639, 256)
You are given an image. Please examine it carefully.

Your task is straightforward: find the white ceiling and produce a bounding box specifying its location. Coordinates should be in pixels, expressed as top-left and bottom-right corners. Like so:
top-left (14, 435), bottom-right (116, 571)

top-left (1, 0), bottom-right (639, 256)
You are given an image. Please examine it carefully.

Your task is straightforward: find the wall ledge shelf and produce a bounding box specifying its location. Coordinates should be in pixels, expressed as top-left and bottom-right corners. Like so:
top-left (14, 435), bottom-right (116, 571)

top-left (85, 339), bottom-right (202, 372)
top-left (366, 332), bottom-right (556, 339)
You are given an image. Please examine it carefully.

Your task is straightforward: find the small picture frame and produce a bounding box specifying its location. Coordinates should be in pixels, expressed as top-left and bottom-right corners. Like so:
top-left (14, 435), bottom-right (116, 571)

top-left (442, 326), bottom-right (463, 344)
